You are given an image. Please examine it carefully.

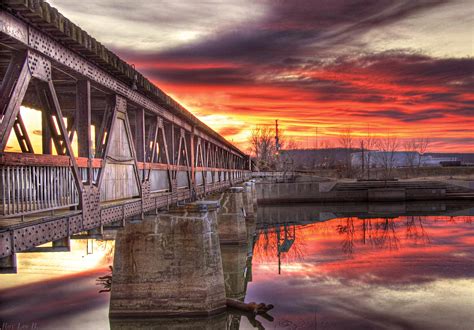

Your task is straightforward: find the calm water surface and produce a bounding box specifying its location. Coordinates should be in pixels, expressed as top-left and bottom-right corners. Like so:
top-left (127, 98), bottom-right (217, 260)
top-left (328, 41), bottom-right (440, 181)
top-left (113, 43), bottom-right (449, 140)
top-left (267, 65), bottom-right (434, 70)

top-left (1, 207), bottom-right (473, 330)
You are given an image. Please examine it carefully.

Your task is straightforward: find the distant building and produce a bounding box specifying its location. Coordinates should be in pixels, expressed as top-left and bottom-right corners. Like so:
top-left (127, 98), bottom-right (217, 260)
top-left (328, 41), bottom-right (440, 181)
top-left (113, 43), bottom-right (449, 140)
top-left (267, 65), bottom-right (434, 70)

top-left (351, 151), bottom-right (458, 168)
top-left (278, 149), bottom-right (472, 170)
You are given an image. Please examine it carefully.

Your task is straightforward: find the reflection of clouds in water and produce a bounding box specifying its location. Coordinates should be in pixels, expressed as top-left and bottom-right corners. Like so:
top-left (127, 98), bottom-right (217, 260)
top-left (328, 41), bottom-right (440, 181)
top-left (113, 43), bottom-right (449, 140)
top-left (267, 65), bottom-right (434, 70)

top-left (0, 239), bottom-right (113, 327)
top-left (3, 239), bottom-right (115, 289)
top-left (0, 214), bottom-right (472, 329)
top-left (0, 268), bottom-right (111, 326)
top-left (249, 274), bottom-right (474, 330)
top-left (247, 215), bottom-right (474, 329)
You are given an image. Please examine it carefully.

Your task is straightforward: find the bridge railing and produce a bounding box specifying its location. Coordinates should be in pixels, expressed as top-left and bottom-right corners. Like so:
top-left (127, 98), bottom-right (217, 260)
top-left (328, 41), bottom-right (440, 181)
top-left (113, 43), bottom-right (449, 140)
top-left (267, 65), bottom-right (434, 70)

top-left (1, 163), bottom-right (79, 217)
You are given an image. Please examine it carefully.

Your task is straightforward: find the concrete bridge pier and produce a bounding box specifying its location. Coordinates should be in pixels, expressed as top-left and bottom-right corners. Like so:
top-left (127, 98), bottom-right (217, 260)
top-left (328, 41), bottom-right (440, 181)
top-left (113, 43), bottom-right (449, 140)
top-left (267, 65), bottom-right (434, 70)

top-left (243, 182), bottom-right (255, 219)
top-left (109, 202), bottom-right (226, 318)
top-left (242, 181), bottom-right (257, 259)
top-left (217, 187), bottom-right (247, 245)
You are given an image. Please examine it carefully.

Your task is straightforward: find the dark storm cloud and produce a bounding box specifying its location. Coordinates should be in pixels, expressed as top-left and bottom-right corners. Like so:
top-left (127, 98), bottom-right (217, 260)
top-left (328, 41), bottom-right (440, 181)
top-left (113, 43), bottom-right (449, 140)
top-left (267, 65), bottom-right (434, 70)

top-left (352, 109), bottom-right (447, 122)
top-left (142, 67), bottom-right (254, 86)
top-left (273, 52), bottom-right (474, 106)
top-left (151, 0), bottom-right (449, 64)
top-left (113, 0), bottom-right (471, 104)
top-left (348, 53), bottom-right (474, 89)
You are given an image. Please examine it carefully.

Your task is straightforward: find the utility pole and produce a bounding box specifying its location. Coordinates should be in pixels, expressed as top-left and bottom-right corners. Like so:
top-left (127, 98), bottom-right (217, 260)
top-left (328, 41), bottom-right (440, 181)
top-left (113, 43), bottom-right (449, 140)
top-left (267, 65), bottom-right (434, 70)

top-left (315, 127), bottom-right (318, 149)
top-left (275, 119), bottom-right (280, 152)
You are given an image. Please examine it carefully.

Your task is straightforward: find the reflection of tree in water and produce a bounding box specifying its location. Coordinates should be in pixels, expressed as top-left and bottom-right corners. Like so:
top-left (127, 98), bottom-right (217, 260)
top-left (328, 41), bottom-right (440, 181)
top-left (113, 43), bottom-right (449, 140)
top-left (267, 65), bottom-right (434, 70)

top-left (324, 216), bottom-right (446, 256)
top-left (336, 217), bottom-right (356, 256)
top-left (253, 224), bottom-right (306, 266)
top-left (245, 214), bottom-right (473, 265)
top-left (405, 216), bottom-right (430, 245)
top-left (372, 218), bottom-right (400, 251)
top-left (96, 265), bottom-right (113, 293)
top-left (335, 217), bottom-right (401, 256)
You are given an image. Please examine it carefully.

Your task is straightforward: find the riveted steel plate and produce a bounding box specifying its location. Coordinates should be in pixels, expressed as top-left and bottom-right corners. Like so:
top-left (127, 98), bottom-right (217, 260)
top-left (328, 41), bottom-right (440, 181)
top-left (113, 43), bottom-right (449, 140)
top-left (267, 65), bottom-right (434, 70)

top-left (0, 11), bottom-right (27, 44)
top-left (13, 218), bottom-right (69, 252)
top-left (27, 51), bottom-right (51, 81)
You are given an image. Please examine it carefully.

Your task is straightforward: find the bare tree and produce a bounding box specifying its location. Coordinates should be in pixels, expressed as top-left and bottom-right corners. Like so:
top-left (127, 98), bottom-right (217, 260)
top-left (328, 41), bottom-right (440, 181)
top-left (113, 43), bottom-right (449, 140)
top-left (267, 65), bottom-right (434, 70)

top-left (338, 128), bottom-right (354, 177)
top-left (249, 125), bottom-right (277, 170)
top-left (376, 133), bottom-right (400, 179)
top-left (279, 137), bottom-right (298, 177)
top-left (319, 140), bottom-right (337, 169)
top-left (404, 137), bottom-right (431, 172)
top-left (404, 139), bottom-right (419, 169)
top-left (286, 138), bottom-right (299, 150)
top-left (415, 137), bottom-right (431, 167)
top-left (360, 128), bottom-right (376, 179)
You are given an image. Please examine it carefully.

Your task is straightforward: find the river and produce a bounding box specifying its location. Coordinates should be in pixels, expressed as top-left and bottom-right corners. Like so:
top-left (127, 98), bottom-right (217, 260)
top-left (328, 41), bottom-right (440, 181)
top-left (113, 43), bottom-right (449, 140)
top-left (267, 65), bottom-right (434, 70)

top-left (1, 204), bottom-right (473, 329)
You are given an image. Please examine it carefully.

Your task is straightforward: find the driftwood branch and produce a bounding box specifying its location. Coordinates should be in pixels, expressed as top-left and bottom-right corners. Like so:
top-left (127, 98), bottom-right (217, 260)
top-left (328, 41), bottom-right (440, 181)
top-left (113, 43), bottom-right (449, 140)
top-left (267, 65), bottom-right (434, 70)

top-left (226, 298), bottom-right (274, 315)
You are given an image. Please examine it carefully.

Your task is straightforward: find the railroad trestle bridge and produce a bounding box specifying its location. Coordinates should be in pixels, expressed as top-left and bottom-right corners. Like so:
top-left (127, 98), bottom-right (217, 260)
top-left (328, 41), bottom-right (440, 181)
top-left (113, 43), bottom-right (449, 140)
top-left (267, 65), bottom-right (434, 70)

top-left (0, 1), bottom-right (252, 272)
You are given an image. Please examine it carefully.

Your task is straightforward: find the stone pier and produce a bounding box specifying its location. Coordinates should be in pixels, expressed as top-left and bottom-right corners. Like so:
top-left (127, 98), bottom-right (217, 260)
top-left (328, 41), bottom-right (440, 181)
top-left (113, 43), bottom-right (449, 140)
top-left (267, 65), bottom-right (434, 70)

top-left (217, 187), bottom-right (247, 245)
top-left (243, 182), bottom-right (255, 219)
top-left (109, 202), bottom-right (226, 318)
top-left (250, 179), bottom-right (258, 206)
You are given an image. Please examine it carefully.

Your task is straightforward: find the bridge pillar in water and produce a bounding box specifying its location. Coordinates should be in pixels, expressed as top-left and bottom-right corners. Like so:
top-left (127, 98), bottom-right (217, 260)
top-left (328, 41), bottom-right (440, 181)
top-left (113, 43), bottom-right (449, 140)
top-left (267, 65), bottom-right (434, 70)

top-left (217, 187), bottom-right (247, 245)
top-left (243, 182), bottom-right (255, 219)
top-left (109, 202), bottom-right (226, 317)
top-left (250, 179), bottom-right (258, 205)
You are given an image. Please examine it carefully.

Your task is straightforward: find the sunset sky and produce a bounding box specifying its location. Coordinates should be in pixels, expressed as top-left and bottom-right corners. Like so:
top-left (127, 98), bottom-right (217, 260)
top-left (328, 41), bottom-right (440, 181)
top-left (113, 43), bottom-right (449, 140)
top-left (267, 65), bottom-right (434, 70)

top-left (46, 0), bottom-right (473, 152)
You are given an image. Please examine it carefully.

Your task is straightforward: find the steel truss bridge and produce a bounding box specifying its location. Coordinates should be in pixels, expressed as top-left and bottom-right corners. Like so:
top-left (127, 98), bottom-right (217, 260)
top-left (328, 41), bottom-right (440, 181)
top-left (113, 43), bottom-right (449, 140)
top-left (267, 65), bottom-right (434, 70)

top-left (0, 1), bottom-right (252, 270)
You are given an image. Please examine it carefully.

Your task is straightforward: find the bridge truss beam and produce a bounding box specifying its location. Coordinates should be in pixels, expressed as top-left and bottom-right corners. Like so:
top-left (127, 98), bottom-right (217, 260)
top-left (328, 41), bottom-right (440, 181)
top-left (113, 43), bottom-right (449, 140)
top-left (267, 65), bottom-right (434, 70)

top-left (0, 9), bottom-right (252, 267)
